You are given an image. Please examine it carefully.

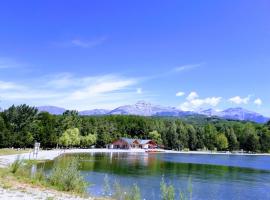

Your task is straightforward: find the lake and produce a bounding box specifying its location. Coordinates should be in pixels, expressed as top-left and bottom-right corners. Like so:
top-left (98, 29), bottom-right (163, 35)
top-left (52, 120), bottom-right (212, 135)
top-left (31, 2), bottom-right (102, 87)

top-left (42, 152), bottom-right (270, 200)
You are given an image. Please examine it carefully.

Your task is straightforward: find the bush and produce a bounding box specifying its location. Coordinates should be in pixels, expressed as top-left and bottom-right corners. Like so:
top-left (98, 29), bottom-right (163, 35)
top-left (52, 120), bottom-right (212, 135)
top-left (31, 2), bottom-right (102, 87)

top-left (49, 158), bottom-right (87, 194)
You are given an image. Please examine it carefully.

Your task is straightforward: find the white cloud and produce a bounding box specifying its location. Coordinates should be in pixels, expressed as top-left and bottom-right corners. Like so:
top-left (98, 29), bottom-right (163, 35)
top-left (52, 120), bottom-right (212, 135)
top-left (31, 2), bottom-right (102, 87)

top-left (229, 96), bottom-right (250, 104)
top-left (0, 74), bottom-right (146, 110)
top-left (254, 98), bottom-right (262, 106)
top-left (70, 76), bottom-right (136, 100)
top-left (176, 91), bottom-right (185, 97)
top-left (136, 88), bottom-right (142, 94)
top-left (179, 92), bottom-right (222, 111)
top-left (186, 91), bottom-right (199, 101)
top-left (0, 81), bottom-right (21, 90)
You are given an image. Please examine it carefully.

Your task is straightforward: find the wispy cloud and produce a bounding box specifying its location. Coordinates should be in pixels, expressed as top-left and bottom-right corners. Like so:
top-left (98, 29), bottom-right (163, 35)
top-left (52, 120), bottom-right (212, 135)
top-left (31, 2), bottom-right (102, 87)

top-left (174, 63), bottom-right (204, 72)
top-left (0, 80), bottom-right (24, 90)
top-left (70, 76), bottom-right (136, 100)
top-left (56, 36), bottom-right (107, 48)
top-left (145, 62), bottom-right (204, 81)
top-left (0, 73), bottom-right (148, 110)
top-left (71, 37), bottom-right (107, 48)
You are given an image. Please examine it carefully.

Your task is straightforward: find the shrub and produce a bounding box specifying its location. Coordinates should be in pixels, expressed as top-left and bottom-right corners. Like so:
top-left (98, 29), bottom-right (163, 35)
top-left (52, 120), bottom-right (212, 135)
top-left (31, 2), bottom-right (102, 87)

top-left (160, 177), bottom-right (175, 200)
top-left (49, 158), bottom-right (87, 194)
top-left (126, 184), bottom-right (141, 200)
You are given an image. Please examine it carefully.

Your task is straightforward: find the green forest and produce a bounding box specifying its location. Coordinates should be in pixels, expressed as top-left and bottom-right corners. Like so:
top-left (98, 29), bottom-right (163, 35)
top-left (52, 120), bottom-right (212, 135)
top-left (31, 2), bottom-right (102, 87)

top-left (0, 104), bottom-right (270, 153)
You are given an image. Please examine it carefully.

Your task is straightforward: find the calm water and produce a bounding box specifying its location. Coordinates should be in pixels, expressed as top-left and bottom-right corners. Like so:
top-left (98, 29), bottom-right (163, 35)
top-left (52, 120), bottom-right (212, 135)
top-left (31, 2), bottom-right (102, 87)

top-left (42, 152), bottom-right (270, 200)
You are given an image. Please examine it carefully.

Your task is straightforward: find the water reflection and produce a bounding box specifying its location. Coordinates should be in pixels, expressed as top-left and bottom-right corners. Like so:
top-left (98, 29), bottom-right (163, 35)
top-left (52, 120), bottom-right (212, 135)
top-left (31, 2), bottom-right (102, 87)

top-left (41, 153), bottom-right (270, 200)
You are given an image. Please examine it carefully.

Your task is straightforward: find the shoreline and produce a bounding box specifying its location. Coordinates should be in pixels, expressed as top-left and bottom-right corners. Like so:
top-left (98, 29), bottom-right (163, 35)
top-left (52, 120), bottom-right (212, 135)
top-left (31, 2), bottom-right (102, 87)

top-left (0, 148), bottom-right (269, 200)
top-left (1, 148), bottom-right (269, 168)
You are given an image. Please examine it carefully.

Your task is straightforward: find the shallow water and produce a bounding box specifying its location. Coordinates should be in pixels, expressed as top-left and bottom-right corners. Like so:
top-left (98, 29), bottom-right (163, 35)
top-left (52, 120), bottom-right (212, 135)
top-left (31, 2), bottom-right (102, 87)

top-left (42, 152), bottom-right (270, 200)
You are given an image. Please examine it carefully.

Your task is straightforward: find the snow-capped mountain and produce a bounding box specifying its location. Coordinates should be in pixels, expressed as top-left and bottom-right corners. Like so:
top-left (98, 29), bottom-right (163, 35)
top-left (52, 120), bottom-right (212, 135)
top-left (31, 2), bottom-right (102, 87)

top-left (36, 101), bottom-right (269, 124)
top-left (108, 102), bottom-right (269, 123)
top-left (155, 109), bottom-right (196, 117)
top-left (219, 107), bottom-right (269, 123)
top-left (108, 101), bottom-right (189, 116)
top-left (37, 106), bottom-right (66, 115)
top-left (199, 107), bottom-right (269, 123)
top-left (79, 109), bottom-right (110, 116)
top-left (198, 108), bottom-right (221, 117)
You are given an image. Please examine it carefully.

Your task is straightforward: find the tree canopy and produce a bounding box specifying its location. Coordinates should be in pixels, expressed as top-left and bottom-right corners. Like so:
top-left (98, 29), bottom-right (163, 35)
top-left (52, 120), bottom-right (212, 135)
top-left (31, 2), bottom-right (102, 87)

top-left (0, 104), bottom-right (270, 153)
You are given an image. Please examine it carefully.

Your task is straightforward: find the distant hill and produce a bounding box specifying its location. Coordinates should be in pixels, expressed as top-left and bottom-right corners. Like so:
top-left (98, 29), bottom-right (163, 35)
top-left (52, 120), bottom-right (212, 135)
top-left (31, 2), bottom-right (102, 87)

top-left (79, 109), bottom-right (110, 116)
top-left (199, 107), bottom-right (269, 124)
top-left (37, 106), bottom-right (66, 115)
top-left (36, 101), bottom-right (270, 123)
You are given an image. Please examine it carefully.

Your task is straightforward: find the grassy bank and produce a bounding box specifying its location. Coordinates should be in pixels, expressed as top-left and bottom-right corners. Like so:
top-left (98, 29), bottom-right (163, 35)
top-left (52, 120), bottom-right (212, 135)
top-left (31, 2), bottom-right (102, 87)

top-left (1, 160), bottom-right (146, 200)
top-left (0, 164), bottom-right (111, 200)
top-left (0, 148), bottom-right (31, 156)
top-left (1, 157), bottom-right (192, 200)
top-left (0, 158), bottom-right (94, 199)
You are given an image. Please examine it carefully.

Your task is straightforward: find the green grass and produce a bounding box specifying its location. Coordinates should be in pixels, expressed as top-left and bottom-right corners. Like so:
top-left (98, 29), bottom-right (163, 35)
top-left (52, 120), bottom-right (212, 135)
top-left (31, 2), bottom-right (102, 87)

top-left (46, 197), bottom-right (55, 200)
top-left (2, 158), bottom-right (88, 196)
top-left (0, 163), bottom-right (111, 200)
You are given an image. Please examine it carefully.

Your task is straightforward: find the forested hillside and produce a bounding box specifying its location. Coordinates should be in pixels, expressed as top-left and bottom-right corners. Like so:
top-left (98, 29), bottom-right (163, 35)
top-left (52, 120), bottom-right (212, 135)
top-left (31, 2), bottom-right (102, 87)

top-left (0, 104), bottom-right (270, 153)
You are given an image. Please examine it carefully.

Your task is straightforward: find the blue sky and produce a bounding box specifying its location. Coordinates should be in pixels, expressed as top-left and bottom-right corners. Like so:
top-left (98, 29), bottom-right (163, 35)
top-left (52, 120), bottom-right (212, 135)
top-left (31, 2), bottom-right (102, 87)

top-left (0, 0), bottom-right (269, 116)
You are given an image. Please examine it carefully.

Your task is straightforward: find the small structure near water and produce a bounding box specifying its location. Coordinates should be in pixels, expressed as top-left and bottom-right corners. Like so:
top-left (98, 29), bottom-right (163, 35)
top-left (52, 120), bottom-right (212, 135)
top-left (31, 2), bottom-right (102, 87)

top-left (110, 138), bottom-right (157, 149)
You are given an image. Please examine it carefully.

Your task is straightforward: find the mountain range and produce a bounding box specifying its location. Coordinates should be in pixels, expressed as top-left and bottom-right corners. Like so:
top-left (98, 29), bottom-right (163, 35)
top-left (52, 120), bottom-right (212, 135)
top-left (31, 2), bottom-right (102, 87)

top-left (36, 101), bottom-right (270, 124)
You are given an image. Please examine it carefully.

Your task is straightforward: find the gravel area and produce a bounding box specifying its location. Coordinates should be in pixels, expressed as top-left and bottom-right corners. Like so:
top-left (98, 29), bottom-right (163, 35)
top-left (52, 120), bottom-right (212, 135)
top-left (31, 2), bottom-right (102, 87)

top-left (0, 181), bottom-right (93, 200)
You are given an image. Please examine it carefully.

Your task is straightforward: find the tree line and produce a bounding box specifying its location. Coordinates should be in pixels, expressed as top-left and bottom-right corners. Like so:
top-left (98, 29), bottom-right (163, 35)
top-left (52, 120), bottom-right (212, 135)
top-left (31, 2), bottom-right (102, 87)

top-left (0, 104), bottom-right (270, 152)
